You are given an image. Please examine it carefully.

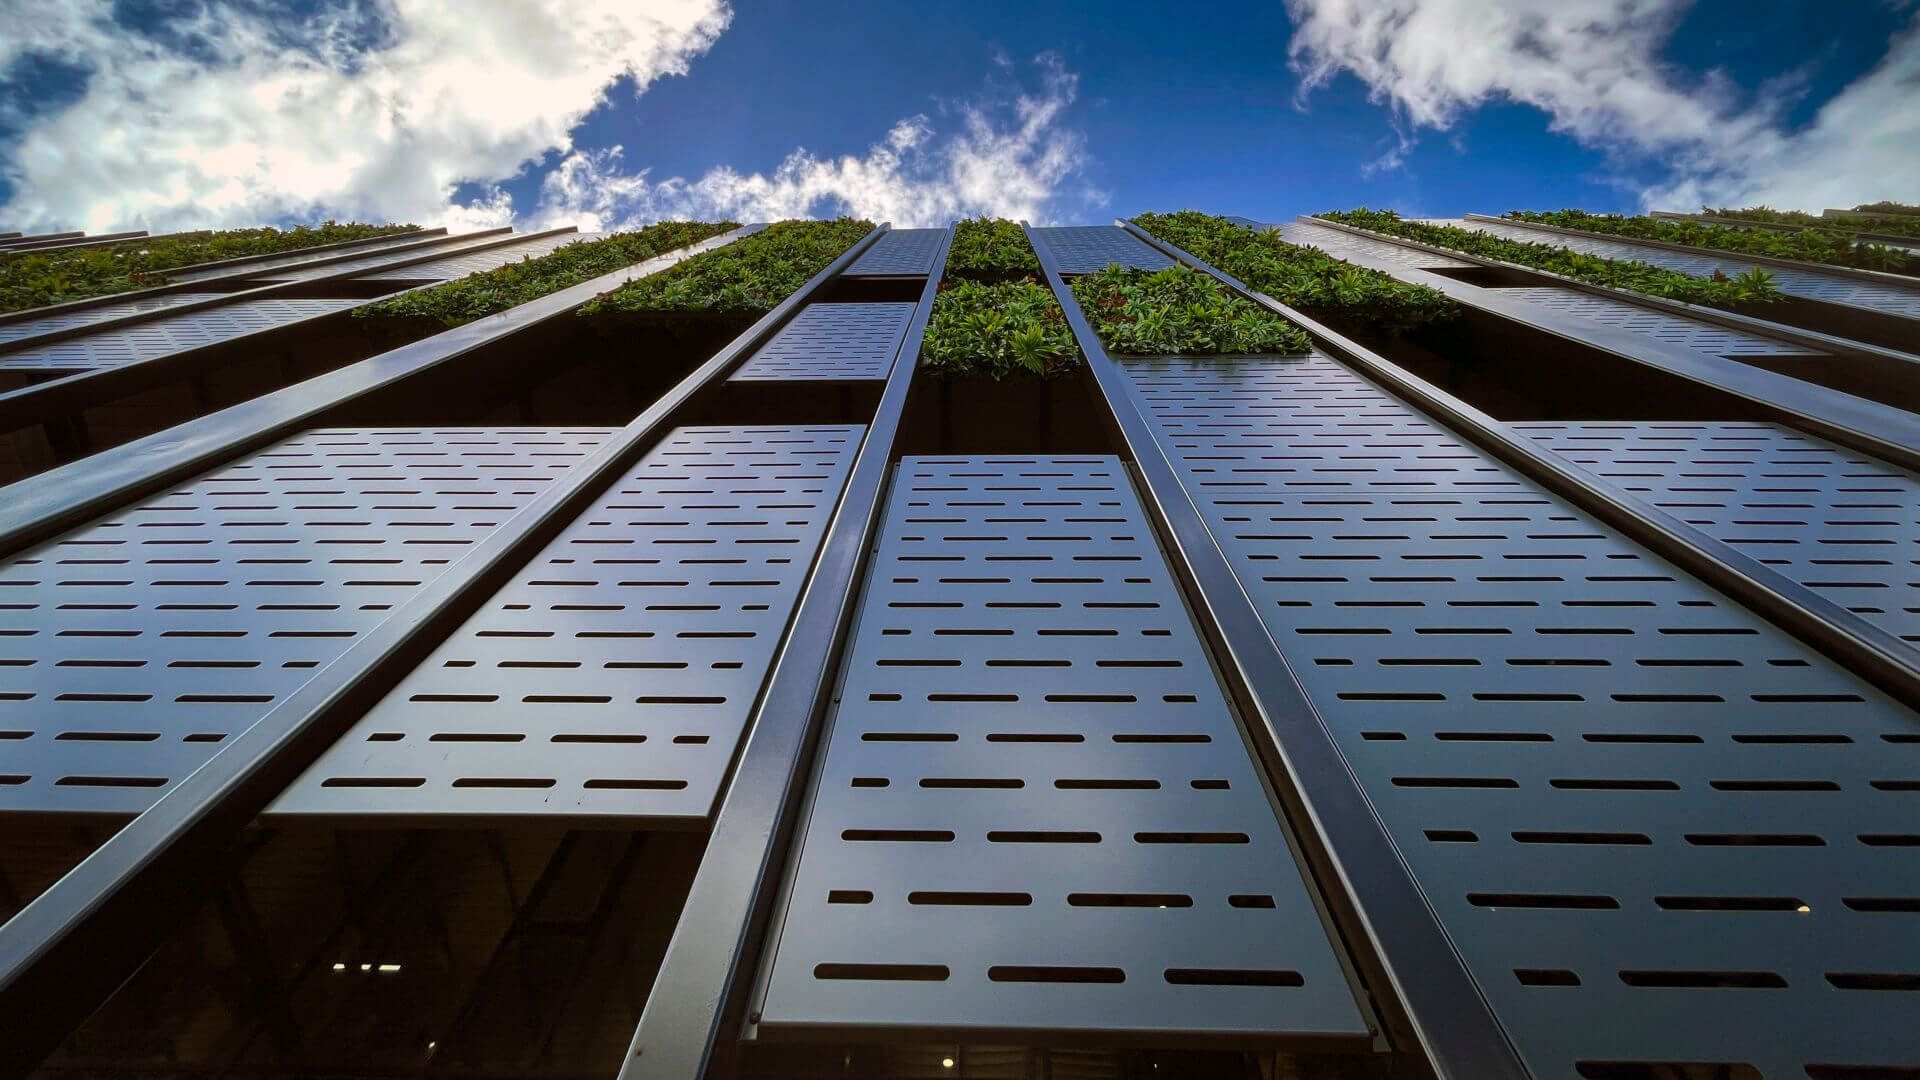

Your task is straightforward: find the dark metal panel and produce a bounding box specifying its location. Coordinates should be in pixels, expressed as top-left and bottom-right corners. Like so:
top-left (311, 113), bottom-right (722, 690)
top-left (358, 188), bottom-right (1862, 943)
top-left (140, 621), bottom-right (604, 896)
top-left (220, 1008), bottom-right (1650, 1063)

top-left (349, 231), bottom-right (593, 283)
top-left (728, 302), bottom-right (916, 382)
top-left (1455, 216), bottom-right (1920, 321)
top-left (0, 427), bottom-right (613, 815)
top-left (1125, 352), bottom-right (1920, 1077)
top-left (1521, 421), bottom-right (1920, 647)
top-left (845, 228), bottom-right (944, 277)
top-left (0, 298), bottom-right (360, 372)
top-left (755, 455), bottom-right (1370, 1046)
top-left (1031, 226), bottom-right (1174, 274)
top-left (0, 294), bottom-right (228, 346)
top-left (268, 424), bottom-right (863, 823)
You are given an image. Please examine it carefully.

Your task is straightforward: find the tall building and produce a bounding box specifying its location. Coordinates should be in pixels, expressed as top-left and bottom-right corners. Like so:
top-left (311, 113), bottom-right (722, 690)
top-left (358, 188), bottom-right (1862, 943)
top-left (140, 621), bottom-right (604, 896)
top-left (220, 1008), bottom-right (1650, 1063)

top-left (0, 210), bottom-right (1916, 1079)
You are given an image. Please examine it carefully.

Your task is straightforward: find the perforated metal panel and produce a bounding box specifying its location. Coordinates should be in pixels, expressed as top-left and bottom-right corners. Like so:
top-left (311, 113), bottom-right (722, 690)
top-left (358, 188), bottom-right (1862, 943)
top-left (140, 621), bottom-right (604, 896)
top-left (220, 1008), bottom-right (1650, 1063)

top-left (847, 229), bottom-right (943, 276)
top-left (0, 298), bottom-right (361, 373)
top-left (168, 233), bottom-right (432, 283)
top-left (0, 294), bottom-right (226, 345)
top-left (1277, 221), bottom-right (1475, 272)
top-left (728, 303), bottom-right (916, 382)
top-left (1520, 421), bottom-right (1920, 647)
top-left (262, 235), bottom-right (526, 283)
top-left (350, 232), bottom-right (591, 283)
top-left (1032, 227), bottom-right (1175, 274)
top-left (1498, 286), bottom-right (1825, 357)
top-left (269, 425), bottom-right (863, 823)
top-left (0, 427), bottom-right (612, 815)
top-left (1450, 218), bottom-right (1920, 321)
top-left (757, 456), bottom-right (1370, 1045)
top-left (1123, 353), bottom-right (1920, 1077)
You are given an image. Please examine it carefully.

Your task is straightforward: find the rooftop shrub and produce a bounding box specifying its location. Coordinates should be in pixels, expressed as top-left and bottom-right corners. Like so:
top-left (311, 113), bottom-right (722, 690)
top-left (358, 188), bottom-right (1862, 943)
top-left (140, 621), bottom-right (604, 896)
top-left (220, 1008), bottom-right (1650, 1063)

top-left (1129, 211), bottom-right (1457, 331)
top-left (921, 279), bottom-right (1078, 380)
top-left (0, 222), bottom-right (421, 313)
top-left (1506, 208), bottom-right (1915, 274)
top-left (1853, 201), bottom-right (1920, 216)
top-left (580, 218), bottom-right (873, 316)
top-left (355, 221), bottom-right (736, 327)
top-left (945, 217), bottom-right (1041, 277)
top-left (1710, 205), bottom-right (1920, 243)
top-left (1319, 208), bottom-right (1783, 309)
top-left (1070, 263), bottom-right (1311, 355)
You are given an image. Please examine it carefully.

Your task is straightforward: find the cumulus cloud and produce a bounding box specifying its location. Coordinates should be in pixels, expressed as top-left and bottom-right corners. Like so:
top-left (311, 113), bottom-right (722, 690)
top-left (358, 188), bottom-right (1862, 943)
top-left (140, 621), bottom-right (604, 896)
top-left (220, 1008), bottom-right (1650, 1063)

top-left (0, 0), bottom-right (731, 231)
top-left (1284, 0), bottom-right (1920, 210)
top-left (532, 53), bottom-right (1097, 228)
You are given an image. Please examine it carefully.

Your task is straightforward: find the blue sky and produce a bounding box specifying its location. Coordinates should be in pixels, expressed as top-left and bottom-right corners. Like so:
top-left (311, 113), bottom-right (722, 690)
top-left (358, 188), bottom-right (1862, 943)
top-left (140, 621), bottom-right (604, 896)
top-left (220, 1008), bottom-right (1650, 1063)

top-left (1, 1), bottom-right (1916, 231)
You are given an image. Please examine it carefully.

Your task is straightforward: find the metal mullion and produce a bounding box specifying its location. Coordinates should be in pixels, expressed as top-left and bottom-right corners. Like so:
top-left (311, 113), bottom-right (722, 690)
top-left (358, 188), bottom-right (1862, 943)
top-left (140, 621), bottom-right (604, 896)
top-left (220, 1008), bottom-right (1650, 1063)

top-left (0, 223), bottom-right (888, 1077)
top-left (0, 224), bottom-right (761, 559)
top-left (1118, 220), bottom-right (1920, 711)
top-left (1024, 225), bottom-right (1526, 1080)
top-left (617, 225), bottom-right (956, 1080)
top-left (1294, 215), bottom-right (1920, 471)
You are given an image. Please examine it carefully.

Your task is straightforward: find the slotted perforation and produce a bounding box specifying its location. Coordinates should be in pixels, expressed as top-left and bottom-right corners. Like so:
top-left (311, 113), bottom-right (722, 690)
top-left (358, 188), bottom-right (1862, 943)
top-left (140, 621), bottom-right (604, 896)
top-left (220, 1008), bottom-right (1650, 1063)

top-left (1123, 353), bottom-right (1920, 1077)
top-left (269, 425), bottom-right (863, 822)
top-left (729, 303), bottom-right (916, 382)
top-left (1520, 421), bottom-right (1920, 646)
top-left (0, 294), bottom-right (227, 345)
top-left (0, 298), bottom-right (362, 372)
top-left (1449, 217), bottom-right (1920, 320)
top-left (757, 455), bottom-right (1369, 1044)
top-left (0, 427), bottom-right (613, 814)
top-left (1498, 287), bottom-right (1825, 357)
top-left (1276, 221), bottom-right (1475, 272)
top-left (1033, 227), bottom-right (1176, 274)
top-left (846, 229), bottom-right (943, 276)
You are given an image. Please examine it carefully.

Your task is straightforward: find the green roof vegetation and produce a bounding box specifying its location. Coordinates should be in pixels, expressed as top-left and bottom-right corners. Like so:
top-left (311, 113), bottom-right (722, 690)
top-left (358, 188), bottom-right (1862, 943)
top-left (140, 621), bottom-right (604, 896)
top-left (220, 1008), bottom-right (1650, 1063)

top-left (1507, 208), bottom-right (1914, 274)
top-left (921, 279), bottom-right (1078, 380)
top-left (1070, 263), bottom-right (1311, 355)
top-left (945, 217), bottom-right (1041, 277)
top-left (1130, 211), bottom-right (1458, 331)
top-left (579, 218), bottom-right (872, 315)
top-left (1, 222), bottom-right (422, 313)
top-left (1853, 201), bottom-right (1920, 216)
top-left (355, 221), bottom-right (736, 326)
top-left (1319, 208), bottom-right (1783, 309)
top-left (1708, 205), bottom-right (1920, 245)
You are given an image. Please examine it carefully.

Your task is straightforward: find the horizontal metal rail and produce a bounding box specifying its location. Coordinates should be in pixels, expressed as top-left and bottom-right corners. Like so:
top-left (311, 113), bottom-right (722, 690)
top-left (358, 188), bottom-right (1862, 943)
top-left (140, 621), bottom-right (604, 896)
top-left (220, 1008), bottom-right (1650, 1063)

top-left (1122, 218), bottom-right (1920, 710)
top-left (0, 228), bottom-right (580, 437)
top-left (1650, 210), bottom-right (1920, 252)
top-left (0, 222), bottom-right (886, 1077)
top-left (1295, 215), bottom-right (1920, 472)
top-left (1469, 213), bottom-right (1920, 293)
top-left (0, 229), bottom-right (149, 254)
top-left (1036, 225), bottom-right (1528, 1079)
top-left (0, 226), bottom-right (493, 332)
top-left (0, 224), bottom-right (759, 559)
top-left (163, 227), bottom-right (448, 281)
top-left (0, 231), bottom-right (82, 249)
top-left (618, 225), bottom-right (952, 1080)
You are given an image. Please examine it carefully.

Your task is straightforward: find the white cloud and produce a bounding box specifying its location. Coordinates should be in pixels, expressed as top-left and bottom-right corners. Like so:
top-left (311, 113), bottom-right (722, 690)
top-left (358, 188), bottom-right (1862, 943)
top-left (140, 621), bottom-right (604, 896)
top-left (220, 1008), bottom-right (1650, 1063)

top-left (1284, 0), bottom-right (1920, 211)
top-left (532, 53), bottom-right (1098, 228)
top-left (0, 0), bottom-right (731, 231)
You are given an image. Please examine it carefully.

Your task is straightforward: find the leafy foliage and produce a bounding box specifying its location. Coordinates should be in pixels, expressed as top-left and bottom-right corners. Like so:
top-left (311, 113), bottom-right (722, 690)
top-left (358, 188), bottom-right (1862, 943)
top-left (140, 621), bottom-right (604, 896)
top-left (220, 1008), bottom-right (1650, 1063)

top-left (1853, 201), bottom-right (1920, 216)
top-left (920, 279), bottom-right (1078, 380)
top-left (580, 218), bottom-right (873, 315)
top-left (1321, 208), bottom-right (1784, 308)
top-left (1070, 264), bottom-right (1310, 355)
top-left (0, 222), bottom-right (421, 313)
top-left (356, 221), bottom-right (736, 326)
top-left (1710, 204), bottom-right (1920, 244)
top-left (1129, 211), bottom-right (1458, 330)
top-left (945, 217), bottom-right (1041, 277)
top-left (1506, 208), bottom-right (1915, 274)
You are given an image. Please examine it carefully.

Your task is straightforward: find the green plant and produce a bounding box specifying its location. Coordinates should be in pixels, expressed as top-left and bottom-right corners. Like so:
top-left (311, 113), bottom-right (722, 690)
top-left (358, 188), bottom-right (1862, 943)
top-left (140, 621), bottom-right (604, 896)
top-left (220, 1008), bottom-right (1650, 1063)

top-left (1504, 208), bottom-right (1914, 274)
top-left (1070, 263), bottom-right (1310, 355)
top-left (1129, 211), bottom-right (1458, 331)
top-left (1321, 208), bottom-right (1784, 309)
top-left (579, 218), bottom-right (872, 315)
top-left (1708, 204), bottom-right (1920, 243)
top-left (1853, 201), bottom-right (1920, 216)
top-left (355, 221), bottom-right (735, 326)
top-left (920, 279), bottom-right (1078, 379)
top-left (946, 217), bottom-right (1041, 277)
top-left (0, 222), bottom-right (421, 312)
